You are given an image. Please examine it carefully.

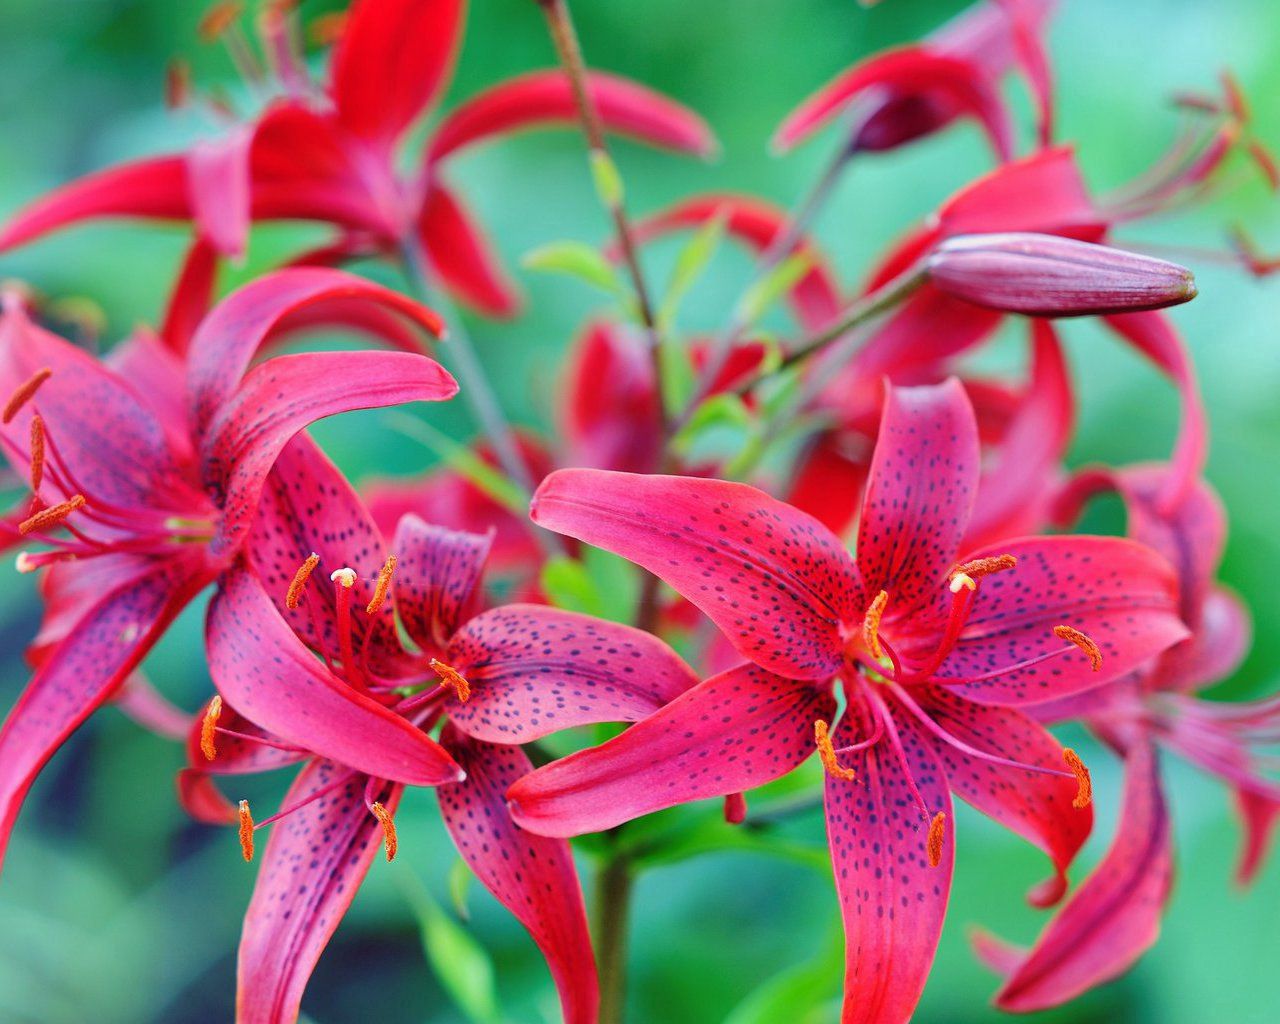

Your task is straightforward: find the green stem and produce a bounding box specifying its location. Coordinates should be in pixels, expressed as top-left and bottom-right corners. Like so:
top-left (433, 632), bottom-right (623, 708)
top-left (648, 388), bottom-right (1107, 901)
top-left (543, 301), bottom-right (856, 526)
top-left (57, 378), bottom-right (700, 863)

top-left (593, 853), bottom-right (634, 1024)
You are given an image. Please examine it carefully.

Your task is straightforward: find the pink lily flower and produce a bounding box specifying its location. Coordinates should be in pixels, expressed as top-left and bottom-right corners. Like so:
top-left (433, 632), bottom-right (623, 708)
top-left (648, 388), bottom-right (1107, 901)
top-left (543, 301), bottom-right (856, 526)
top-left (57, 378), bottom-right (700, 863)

top-left (185, 436), bottom-right (699, 1023)
top-left (972, 465), bottom-right (1275, 1012)
top-left (0, 267), bottom-right (454, 870)
top-left (774, 0), bottom-right (1058, 159)
top-left (508, 379), bottom-right (1189, 1022)
top-left (0, 0), bottom-right (716, 316)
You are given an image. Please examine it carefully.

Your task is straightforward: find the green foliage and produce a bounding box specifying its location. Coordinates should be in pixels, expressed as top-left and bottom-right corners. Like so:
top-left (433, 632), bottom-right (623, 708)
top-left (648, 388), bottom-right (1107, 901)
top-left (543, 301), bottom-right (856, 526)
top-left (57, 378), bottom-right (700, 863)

top-left (522, 239), bottom-right (623, 296)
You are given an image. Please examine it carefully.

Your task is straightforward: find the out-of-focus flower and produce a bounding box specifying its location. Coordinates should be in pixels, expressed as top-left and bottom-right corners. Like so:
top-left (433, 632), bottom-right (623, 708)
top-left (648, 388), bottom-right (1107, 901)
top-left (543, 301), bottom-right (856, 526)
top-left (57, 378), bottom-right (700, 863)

top-left (512, 379), bottom-right (1189, 1021)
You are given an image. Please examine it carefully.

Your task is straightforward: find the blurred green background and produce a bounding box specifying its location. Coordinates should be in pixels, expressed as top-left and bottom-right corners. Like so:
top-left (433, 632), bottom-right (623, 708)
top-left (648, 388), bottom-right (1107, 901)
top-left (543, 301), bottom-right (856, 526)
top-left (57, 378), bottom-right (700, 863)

top-left (1, 1), bottom-right (1278, 1021)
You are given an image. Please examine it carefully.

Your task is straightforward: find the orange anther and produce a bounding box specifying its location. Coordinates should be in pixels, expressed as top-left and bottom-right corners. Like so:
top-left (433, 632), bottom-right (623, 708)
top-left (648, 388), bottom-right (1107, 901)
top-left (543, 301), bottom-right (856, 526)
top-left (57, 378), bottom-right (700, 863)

top-left (165, 58), bottom-right (192, 109)
top-left (863, 590), bottom-right (888, 659)
top-left (950, 554), bottom-right (1017, 587)
top-left (370, 801), bottom-right (398, 861)
top-left (366, 555), bottom-right (397, 615)
top-left (309, 11), bottom-right (348, 46)
top-left (1053, 625), bottom-right (1103, 671)
top-left (431, 659), bottom-right (472, 703)
top-left (238, 800), bottom-right (255, 861)
top-left (19, 494), bottom-right (85, 535)
top-left (198, 1), bottom-right (244, 41)
top-left (1063, 748), bottom-right (1092, 809)
top-left (814, 720), bottom-right (857, 782)
top-left (927, 811), bottom-right (946, 868)
top-left (29, 415), bottom-right (45, 491)
top-left (285, 553), bottom-right (319, 610)
top-left (200, 695), bottom-right (223, 761)
top-left (3, 367), bottom-right (52, 423)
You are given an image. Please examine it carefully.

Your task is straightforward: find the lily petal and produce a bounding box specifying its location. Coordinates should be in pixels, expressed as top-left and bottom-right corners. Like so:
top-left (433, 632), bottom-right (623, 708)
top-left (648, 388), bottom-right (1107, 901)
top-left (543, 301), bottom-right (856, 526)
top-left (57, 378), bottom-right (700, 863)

top-left (446, 603), bottom-right (699, 743)
top-left (507, 664), bottom-right (834, 837)
top-left (428, 69), bottom-right (716, 163)
top-left (1234, 786), bottom-right (1280, 886)
top-left (189, 125), bottom-right (254, 257)
top-left (158, 237), bottom-right (219, 356)
top-left (439, 727), bottom-right (599, 1024)
top-left (389, 515), bottom-right (491, 652)
top-left (531, 469), bottom-right (862, 679)
top-left (417, 185), bottom-right (520, 317)
top-left (237, 761), bottom-right (397, 1024)
top-left (206, 566), bottom-right (462, 786)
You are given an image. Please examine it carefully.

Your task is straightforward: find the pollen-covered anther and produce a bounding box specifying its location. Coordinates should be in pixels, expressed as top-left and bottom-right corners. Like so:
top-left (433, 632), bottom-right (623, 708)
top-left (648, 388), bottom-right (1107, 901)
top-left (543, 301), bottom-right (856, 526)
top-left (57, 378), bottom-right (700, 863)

top-left (814, 720), bottom-right (857, 782)
top-left (285, 552), bottom-right (319, 610)
top-left (949, 554), bottom-right (1017, 592)
top-left (863, 590), bottom-right (888, 659)
top-left (309, 11), bottom-right (348, 46)
top-left (198, 1), bottom-right (244, 42)
top-left (431, 659), bottom-right (472, 703)
top-left (19, 494), bottom-right (86, 535)
top-left (238, 800), bottom-right (254, 862)
top-left (1053, 625), bottom-right (1103, 671)
top-left (370, 801), bottom-right (398, 861)
top-left (1063, 748), bottom-right (1093, 808)
top-left (29, 415), bottom-right (46, 491)
top-left (200, 695), bottom-right (223, 761)
top-left (366, 555), bottom-right (397, 615)
top-left (926, 812), bottom-right (947, 867)
top-left (3, 367), bottom-right (52, 423)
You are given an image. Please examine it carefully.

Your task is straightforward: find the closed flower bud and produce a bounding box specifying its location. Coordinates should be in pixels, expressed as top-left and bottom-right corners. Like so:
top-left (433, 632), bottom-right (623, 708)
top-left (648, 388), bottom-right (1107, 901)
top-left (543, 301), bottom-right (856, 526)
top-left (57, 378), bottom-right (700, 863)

top-left (926, 232), bottom-right (1197, 316)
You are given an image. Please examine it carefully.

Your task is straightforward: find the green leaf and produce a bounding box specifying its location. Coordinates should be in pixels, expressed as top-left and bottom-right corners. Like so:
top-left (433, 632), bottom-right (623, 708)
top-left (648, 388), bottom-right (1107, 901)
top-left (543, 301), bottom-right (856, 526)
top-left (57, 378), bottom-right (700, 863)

top-left (659, 339), bottom-right (698, 418)
top-left (447, 858), bottom-right (474, 921)
top-left (400, 868), bottom-right (500, 1024)
top-left (589, 149), bottom-right (625, 208)
top-left (522, 239), bottom-right (621, 295)
top-left (674, 392), bottom-right (753, 449)
top-left (386, 414), bottom-right (528, 515)
top-left (540, 548), bottom-right (638, 622)
top-left (736, 252), bottom-right (813, 327)
top-left (660, 211), bottom-right (727, 328)
top-left (723, 936), bottom-right (842, 1024)
top-left (541, 556), bottom-right (603, 617)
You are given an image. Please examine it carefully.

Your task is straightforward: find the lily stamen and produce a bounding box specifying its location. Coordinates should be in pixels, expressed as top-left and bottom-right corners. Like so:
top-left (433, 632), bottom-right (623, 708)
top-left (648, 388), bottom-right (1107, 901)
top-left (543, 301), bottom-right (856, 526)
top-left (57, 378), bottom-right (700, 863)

top-left (815, 720), bottom-right (858, 781)
top-left (949, 554), bottom-right (1017, 584)
top-left (430, 659), bottom-right (472, 703)
top-left (19, 494), bottom-right (86, 535)
top-left (366, 555), bottom-right (397, 615)
top-left (1053, 625), bottom-right (1103, 671)
top-left (1063, 748), bottom-right (1093, 808)
top-left (285, 552), bottom-right (320, 610)
top-left (2, 367), bottom-right (52, 423)
top-left (926, 812), bottom-right (946, 868)
top-left (200, 695), bottom-right (223, 761)
top-left (863, 590), bottom-right (888, 658)
top-left (238, 800), bottom-right (254, 862)
top-left (369, 801), bottom-right (398, 861)
top-left (29, 415), bottom-right (45, 491)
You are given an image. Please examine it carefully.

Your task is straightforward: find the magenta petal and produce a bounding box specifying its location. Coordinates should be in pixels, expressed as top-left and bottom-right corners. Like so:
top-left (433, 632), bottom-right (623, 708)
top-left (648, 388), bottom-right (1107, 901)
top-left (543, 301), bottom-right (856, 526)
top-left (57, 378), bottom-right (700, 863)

top-left (507, 664), bottom-right (834, 837)
top-left (113, 672), bottom-right (192, 741)
top-left (188, 125), bottom-right (254, 258)
top-left (158, 237), bottom-right (219, 356)
top-left (1234, 787), bottom-right (1280, 886)
top-left (856, 379), bottom-right (980, 614)
top-left (993, 742), bottom-right (1172, 1013)
top-left (438, 728), bottom-right (599, 1024)
top-left (206, 567), bottom-right (462, 786)
top-left (824, 709), bottom-right (953, 1024)
top-left (446, 603), bottom-right (699, 743)
top-left (389, 515), bottom-right (491, 652)
top-left (237, 762), bottom-right (396, 1024)
top-left (329, 0), bottom-right (464, 147)
top-left (418, 186), bottom-right (520, 317)
top-left (187, 267), bottom-right (445, 439)
top-left (939, 536), bottom-right (1188, 705)
top-left (177, 768), bottom-right (239, 825)
top-left (0, 155), bottom-right (191, 252)
top-left (428, 69), bottom-right (716, 163)
top-left (916, 686), bottom-right (1090, 904)
top-left (1157, 587), bottom-right (1251, 695)
top-left (531, 469), bottom-right (861, 679)
top-left (202, 350), bottom-right (457, 553)
top-left (184, 698), bottom-right (305, 777)
top-left (848, 286), bottom-right (1003, 381)
top-left (0, 553), bottom-right (210, 868)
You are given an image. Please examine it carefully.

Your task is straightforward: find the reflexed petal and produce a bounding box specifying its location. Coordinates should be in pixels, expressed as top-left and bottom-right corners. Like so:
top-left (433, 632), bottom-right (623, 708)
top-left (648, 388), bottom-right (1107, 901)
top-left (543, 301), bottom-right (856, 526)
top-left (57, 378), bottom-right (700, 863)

top-left (113, 672), bottom-right (191, 740)
top-left (417, 186), bottom-right (520, 317)
top-left (989, 742), bottom-right (1172, 1012)
top-left (785, 430), bottom-right (870, 541)
top-left (824, 709), bottom-right (953, 1024)
top-left (507, 664), bottom-right (834, 836)
top-left (184, 698), bottom-right (305, 777)
top-left (1234, 787), bottom-right (1280, 886)
top-left (158, 237), bottom-right (219, 356)
top-left (439, 728), bottom-right (598, 1024)
top-left (237, 762), bottom-right (397, 1024)
top-left (177, 768), bottom-right (240, 825)
top-left (446, 604), bottom-right (699, 743)
top-left (531, 469), bottom-right (862, 679)
top-left (206, 567), bottom-right (462, 786)
top-left (857, 380), bottom-right (980, 615)
top-left (1156, 587), bottom-right (1251, 694)
top-left (937, 536), bottom-right (1188, 705)
top-left (428, 69), bottom-right (716, 163)
top-left (189, 125), bottom-right (254, 257)
top-left (389, 515), bottom-right (491, 652)
top-left (201, 350), bottom-right (457, 553)
top-left (0, 155), bottom-right (191, 252)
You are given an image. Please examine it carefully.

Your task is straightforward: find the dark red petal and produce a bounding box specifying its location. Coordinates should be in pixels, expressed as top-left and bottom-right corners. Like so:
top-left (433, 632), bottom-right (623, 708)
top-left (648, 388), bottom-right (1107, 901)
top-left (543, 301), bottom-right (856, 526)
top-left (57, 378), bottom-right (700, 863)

top-left (329, 0), bottom-right (465, 147)
top-left (531, 469), bottom-right (862, 679)
top-left (824, 708), bottom-right (953, 1024)
top-left (0, 155), bottom-right (191, 252)
top-left (1234, 787), bottom-right (1280, 886)
top-left (177, 767), bottom-right (239, 825)
top-left (428, 69), bottom-right (716, 163)
top-left (237, 762), bottom-right (398, 1023)
top-left (507, 664), bottom-right (834, 837)
top-left (417, 185), bottom-right (520, 317)
top-left (158, 237), bottom-right (220, 356)
top-left (446, 603), bottom-right (699, 743)
top-left (439, 728), bottom-right (598, 1024)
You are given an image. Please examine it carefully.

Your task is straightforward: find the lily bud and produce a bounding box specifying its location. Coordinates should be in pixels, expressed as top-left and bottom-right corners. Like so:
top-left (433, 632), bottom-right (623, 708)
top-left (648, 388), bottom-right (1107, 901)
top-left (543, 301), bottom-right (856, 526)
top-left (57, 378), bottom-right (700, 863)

top-left (926, 232), bottom-right (1197, 316)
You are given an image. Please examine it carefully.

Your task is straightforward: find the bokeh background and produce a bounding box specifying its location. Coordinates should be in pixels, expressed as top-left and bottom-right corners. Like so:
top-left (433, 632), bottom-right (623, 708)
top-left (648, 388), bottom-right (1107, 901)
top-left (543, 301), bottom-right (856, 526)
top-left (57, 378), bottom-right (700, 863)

top-left (1, 1), bottom-right (1278, 1021)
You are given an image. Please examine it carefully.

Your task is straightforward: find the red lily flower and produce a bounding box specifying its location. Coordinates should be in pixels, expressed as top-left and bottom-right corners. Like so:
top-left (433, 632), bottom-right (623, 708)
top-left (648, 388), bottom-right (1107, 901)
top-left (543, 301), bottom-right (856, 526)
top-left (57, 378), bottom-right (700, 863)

top-left (0, 267), bottom-right (454, 870)
top-left (0, 0), bottom-right (717, 316)
top-left (774, 0), bottom-right (1058, 159)
top-left (186, 436), bottom-right (699, 1023)
top-left (972, 465), bottom-right (1273, 1012)
top-left (509, 379), bottom-right (1189, 1021)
